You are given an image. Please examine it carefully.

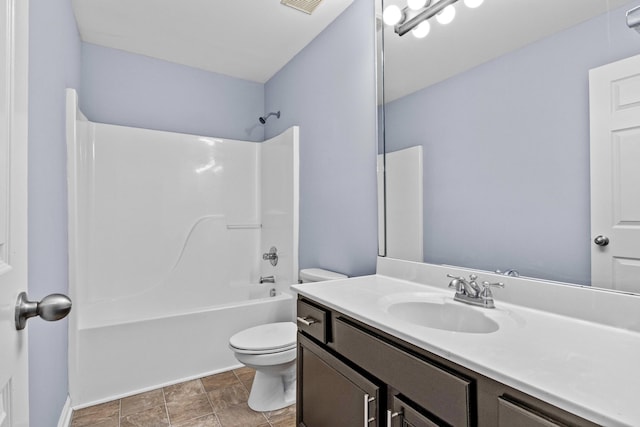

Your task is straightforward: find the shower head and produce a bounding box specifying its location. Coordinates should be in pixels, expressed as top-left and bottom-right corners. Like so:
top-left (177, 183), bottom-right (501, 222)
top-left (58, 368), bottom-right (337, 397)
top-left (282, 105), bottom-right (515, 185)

top-left (259, 111), bottom-right (280, 124)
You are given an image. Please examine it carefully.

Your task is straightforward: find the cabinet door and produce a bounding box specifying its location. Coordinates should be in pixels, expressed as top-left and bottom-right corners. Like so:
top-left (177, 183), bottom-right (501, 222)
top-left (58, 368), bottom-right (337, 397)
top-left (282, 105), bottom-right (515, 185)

top-left (389, 395), bottom-right (443, 427)
top-left (297, 333), bottom-right (380, 427)
top-left (498, 397), bottom-right (565, 427)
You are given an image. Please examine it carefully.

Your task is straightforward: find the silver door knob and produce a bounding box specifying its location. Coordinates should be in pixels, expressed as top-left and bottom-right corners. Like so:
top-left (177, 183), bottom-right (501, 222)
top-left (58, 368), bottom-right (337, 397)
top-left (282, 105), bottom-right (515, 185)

top-left (15, 292), bottom-right (72, 330)
top-left (594, 235), bottom-right (610, 247)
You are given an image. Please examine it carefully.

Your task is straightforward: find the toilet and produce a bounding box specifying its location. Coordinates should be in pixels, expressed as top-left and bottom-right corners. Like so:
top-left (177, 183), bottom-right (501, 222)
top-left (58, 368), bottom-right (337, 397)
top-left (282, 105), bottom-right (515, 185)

top-left (229, 268), bottom-right (347, 412)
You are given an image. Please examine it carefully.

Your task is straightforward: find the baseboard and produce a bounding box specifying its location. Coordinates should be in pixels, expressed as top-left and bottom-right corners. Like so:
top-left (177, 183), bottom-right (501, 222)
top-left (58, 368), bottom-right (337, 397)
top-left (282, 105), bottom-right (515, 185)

top-left (57, 396), bottom-right (73, 427)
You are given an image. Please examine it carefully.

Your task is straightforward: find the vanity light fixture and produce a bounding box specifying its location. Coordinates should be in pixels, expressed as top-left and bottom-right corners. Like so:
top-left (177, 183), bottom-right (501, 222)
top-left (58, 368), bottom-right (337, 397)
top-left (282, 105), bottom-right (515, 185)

top-left (383, 0), bottom-right (484, 38)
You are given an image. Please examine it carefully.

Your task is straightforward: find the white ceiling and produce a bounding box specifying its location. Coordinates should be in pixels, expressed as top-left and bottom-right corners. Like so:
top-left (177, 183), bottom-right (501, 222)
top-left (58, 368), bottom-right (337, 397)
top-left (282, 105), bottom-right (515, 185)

top-left (71, 0), bottom-right (354, 83)
top-left (383, 0), bottom-right (635, 102)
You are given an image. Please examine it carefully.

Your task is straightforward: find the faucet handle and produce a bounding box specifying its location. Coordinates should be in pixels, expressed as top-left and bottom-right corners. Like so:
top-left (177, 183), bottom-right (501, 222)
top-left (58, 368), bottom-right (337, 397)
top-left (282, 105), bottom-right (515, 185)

top-left (481, 281), bottom-right (504, 289)
top-left (480, 281), bottom-right (504, 297)
top-left (447, 274), bottom-right (466, 294)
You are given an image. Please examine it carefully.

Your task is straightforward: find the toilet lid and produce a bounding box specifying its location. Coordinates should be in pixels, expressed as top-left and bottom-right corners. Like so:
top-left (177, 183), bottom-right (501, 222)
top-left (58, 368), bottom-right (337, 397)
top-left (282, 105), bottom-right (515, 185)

top-left (229, 322), bottom-right (297, 353)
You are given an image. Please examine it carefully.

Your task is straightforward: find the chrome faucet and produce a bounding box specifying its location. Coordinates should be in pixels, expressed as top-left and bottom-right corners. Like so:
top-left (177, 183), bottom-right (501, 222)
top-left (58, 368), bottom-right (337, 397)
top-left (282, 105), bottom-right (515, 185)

top-left (260, 275), bottom-right (275, 284)
top-left (447, 274), bottom-right (504, 309)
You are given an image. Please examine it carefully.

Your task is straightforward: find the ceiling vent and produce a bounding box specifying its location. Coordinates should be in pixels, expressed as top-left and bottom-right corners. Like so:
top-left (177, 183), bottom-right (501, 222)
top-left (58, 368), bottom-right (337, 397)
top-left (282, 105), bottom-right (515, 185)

top-left (281, 0), bottom-right (323, 15)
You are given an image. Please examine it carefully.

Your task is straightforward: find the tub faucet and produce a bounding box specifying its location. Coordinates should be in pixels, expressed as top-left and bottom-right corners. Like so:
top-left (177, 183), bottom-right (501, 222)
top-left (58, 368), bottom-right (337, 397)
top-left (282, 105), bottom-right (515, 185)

top-left (260, 275), bottom-right (275, 284)
top-left (447, 274), bottom-right (504, 309)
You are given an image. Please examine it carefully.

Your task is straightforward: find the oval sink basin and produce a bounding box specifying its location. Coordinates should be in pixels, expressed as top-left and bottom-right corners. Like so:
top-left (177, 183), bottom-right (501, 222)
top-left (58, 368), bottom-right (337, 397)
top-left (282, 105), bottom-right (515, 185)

top-left (386, 298), bottom-right (499, 334)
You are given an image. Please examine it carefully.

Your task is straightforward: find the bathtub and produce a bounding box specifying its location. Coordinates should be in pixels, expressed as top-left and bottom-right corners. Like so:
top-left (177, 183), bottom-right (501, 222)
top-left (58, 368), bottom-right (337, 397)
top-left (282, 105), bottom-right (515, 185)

top-left (65, 89), bottom-right (300, 408)
top-left (69, 286), bottom-right (293, 407)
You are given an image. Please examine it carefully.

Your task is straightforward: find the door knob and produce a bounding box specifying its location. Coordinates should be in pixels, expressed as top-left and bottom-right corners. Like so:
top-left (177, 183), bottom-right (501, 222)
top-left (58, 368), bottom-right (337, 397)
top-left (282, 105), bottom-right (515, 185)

top-left (15, 292), bottom-right (72, 330)
top-left (594, 235), bottom-right (610, 247)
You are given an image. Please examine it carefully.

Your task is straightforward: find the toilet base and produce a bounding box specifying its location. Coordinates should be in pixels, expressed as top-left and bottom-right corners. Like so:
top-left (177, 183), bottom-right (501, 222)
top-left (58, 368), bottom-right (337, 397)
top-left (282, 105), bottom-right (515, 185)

top-left (246, 360), bottom-right (296, 412)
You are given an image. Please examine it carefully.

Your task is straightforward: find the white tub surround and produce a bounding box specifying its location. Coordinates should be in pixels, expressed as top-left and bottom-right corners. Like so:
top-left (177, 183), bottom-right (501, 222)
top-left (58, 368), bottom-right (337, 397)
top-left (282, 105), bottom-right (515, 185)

top-left (292, 258), bottom-right (640, 427)
top-left (65, 89), bottom-right (299, 407)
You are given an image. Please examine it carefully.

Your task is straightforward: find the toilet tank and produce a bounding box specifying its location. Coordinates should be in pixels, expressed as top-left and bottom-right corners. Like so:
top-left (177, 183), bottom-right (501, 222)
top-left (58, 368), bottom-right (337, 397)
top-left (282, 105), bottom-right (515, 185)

top-left (299, 268), bottom-right (347, 283)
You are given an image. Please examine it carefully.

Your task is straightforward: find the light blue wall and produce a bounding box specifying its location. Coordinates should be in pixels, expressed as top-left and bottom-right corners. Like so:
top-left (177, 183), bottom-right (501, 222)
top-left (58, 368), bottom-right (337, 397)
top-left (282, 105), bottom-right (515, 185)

top-left (385, 2), bottom-right (640, 285)
top-left (28, 0), bottom-right (81, 425)
top-left (265, 0), bottom-right (379, 277)
top-left (80, 43), bottom-right (265, 142)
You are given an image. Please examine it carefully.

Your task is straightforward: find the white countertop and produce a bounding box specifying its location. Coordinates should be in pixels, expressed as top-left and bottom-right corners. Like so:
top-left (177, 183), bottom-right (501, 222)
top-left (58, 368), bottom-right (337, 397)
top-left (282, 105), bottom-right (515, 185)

top-left (292, 274), bottom-right (640, 427)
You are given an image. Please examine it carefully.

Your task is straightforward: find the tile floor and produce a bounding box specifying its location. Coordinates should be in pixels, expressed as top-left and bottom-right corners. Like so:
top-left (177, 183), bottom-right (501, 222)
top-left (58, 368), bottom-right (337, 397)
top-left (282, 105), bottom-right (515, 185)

top-left (70, 367), bottom-right (295, 427)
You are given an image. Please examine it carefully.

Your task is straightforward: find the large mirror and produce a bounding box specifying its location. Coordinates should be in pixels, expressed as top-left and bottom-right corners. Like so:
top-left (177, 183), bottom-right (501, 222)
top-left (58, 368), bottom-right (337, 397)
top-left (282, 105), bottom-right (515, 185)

top-left (380, 0), bottom-right (640, 293)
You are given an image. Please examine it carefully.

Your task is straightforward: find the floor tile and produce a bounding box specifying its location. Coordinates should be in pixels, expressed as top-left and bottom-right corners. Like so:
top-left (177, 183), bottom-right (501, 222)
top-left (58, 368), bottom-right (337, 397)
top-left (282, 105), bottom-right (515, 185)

top-left (232, 366), bottom-right (254, 376)
top-left (216, 402), bottom-right (269, 427)
top-left (201, 371), bottom-right (241, 391)
top-left (71, 369), bottom-right (295, 427)
top-left (120, 405), bottom-right (169, 427)
top-left (71, 400), bottom-right (119, 427)
top-left (264, 404), bottom-right (295, 420)
top-left (173, 414), bottom-right (222, 427)
top-left (269, 414), bottom-right (297, 427)
top-left (166, 393), bottom-right (213, 425)
top-left (121, 388), bottom-right (165, 417)
top-left (71, 416), bottom-right (119, 427)
top-left (207, 383), bottom-right (249, 412)
top-left (265, 404), bottom-right (296, 427)
top-left (164, 379), bottom-right (205, 403)
top-left (235, 370), bottom-right (255, 391)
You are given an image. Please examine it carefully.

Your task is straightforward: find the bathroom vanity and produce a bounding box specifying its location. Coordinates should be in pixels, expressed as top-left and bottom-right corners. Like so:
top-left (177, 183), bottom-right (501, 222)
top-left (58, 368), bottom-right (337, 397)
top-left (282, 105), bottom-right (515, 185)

top-left (292, 261), bottom-right (640, 427)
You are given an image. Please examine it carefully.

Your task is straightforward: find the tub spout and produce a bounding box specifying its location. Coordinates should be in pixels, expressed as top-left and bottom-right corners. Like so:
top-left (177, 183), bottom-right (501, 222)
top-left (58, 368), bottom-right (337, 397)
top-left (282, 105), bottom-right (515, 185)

top-left (260, 275), bottom-right (275, 284)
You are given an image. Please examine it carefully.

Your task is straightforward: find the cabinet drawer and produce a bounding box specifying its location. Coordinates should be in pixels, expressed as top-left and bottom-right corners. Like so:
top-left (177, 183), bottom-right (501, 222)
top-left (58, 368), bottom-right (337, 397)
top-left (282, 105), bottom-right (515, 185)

top-left (498, 397), bottom-right (564, 427)
top-left (297, 299), bottom-right (328, 343)
top-left (334, 317), bottom-right (471, 427)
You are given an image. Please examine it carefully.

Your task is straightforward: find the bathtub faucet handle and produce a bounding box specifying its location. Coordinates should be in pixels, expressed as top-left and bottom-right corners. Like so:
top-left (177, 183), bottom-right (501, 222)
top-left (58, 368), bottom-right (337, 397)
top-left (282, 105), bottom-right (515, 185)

top-left (262, 246), bottom-right (278, 266)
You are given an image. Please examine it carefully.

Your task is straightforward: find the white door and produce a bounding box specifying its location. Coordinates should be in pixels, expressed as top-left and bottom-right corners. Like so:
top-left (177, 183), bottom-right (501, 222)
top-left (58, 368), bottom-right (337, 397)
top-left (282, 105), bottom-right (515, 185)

top-left (589, 54), bottom-right (640, 292)
top-left (0, 0), bottom-right (29, 425)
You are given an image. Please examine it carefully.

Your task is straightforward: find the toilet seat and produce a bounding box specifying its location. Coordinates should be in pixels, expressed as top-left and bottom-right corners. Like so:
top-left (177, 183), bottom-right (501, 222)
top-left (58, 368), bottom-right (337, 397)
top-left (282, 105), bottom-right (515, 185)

top-left (229, 322), bottom-right (296, 354)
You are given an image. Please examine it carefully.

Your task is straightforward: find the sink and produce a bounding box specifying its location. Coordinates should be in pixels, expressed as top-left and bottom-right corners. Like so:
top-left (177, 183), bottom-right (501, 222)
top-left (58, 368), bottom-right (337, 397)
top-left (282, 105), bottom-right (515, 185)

top-left (383, 294), bottom-right (499, 334)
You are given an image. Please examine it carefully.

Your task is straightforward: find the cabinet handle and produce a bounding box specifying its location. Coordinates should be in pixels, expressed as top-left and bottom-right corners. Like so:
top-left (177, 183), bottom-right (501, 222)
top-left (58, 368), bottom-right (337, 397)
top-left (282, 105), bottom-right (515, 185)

top-left (364, 394), bottom-right (375, 426)
top-left (296, 316), bottom-right (318, 326)
top-left (386, 409), bottom-right (402, 426)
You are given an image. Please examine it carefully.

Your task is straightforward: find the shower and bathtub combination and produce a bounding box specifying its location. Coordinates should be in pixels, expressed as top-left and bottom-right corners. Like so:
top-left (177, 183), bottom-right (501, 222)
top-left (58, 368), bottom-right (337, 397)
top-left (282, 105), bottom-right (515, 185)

top-left (65, 89), bottom-right (300, 407)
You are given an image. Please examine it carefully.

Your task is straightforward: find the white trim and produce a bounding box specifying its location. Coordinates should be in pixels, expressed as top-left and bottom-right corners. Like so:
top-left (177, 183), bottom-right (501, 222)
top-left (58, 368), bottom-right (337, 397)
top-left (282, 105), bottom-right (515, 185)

top-left (56, 396), bottom-right (72, 427)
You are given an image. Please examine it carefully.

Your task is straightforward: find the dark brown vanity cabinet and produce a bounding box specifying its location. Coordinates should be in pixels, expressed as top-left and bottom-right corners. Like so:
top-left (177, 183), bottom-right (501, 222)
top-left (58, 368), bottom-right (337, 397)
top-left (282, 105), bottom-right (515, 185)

top-left (296, 297), bottom-right (601, 427)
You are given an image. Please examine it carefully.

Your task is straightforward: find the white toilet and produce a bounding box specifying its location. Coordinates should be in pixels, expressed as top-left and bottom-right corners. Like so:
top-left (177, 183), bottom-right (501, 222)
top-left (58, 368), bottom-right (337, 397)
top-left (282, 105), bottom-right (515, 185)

top-left (228, 268), bottom-right (347, 412)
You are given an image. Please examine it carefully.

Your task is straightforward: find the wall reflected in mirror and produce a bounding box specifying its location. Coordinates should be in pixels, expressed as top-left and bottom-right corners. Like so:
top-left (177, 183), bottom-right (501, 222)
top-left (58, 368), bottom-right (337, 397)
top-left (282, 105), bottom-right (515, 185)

top-left (380, 0), bottom-right (640, 293)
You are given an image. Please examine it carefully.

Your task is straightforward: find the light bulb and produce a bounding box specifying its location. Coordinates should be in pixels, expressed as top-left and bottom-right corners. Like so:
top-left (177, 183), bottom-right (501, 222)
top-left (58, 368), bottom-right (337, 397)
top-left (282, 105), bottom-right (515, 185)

top-left (411, 20), bottom-right (431, 38)
top-left (407, 0), bottom-right (427, 11)
top-left (436, 4), bottom-right (456, 25)
top-left (383, 5), bottom-right (403, 26)
top-left (463, 0), bottom-right (484, 8)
